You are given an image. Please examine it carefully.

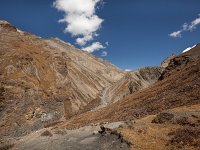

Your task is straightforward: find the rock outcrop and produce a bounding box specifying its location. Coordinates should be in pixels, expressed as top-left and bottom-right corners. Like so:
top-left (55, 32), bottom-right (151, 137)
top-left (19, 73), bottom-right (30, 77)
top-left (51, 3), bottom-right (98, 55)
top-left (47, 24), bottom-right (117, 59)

top-left (159, 44), bottom-right (200, 80)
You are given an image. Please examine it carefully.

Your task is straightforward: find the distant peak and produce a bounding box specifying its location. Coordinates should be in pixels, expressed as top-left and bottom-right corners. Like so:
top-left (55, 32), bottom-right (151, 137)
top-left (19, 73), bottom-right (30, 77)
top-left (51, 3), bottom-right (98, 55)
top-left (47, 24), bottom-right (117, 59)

top-left (0, 20), bottom-right (17, 32)
top-left (0, 20), bottom-right (10, 26)
top-left (0, 20), bottom-right (10, 24)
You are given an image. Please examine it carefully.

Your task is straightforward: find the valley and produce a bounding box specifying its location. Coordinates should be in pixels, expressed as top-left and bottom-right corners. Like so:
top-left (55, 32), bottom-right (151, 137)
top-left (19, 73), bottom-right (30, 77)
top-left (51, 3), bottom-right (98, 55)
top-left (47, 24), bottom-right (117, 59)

top-left (0, 20), bottom-right (200, 150)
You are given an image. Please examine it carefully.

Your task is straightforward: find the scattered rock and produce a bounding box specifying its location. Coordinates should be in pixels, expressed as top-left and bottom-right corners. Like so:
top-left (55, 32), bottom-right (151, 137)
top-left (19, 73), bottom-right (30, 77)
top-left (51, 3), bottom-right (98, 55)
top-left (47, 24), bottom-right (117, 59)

top-left (92, 130), bottom-right (99, 135)
top-left (152, 112), bottom-right (174, 123)
top-left (99, 125), bottom-right (116, 135)
top-left (98, 125), bottom-right (133, 147)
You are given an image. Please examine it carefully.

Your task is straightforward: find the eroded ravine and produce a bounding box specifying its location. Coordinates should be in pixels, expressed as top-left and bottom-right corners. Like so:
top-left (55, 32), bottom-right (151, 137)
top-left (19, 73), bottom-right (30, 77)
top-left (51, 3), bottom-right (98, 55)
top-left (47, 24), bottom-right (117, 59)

top-left (92, 86), bottom-right (111, 111)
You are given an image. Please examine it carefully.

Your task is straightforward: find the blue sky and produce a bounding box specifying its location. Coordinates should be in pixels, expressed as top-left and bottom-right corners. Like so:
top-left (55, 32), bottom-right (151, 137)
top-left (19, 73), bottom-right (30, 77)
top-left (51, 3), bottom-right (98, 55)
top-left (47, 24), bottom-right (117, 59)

top-left (0, 0), bottom-right (200, 70)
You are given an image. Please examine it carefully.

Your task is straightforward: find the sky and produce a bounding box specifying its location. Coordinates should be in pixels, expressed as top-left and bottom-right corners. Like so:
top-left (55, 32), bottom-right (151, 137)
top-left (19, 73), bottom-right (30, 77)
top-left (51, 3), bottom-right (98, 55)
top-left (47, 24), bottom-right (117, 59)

top-left (0, 0), bottom-right (200, 70)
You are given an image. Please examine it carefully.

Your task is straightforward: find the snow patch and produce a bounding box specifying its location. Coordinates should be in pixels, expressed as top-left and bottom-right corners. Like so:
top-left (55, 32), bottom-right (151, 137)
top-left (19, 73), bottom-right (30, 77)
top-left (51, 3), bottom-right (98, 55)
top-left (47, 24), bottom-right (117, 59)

top-left (182, 45), bottom-right (196, 53)
top-left (17, 28), bottom-right (24, 34)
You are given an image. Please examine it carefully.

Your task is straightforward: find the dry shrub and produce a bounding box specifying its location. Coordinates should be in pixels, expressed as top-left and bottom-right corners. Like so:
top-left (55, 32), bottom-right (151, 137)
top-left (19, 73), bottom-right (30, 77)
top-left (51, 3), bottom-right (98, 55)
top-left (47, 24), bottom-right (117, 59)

top-left (0, 144), bottom-right (15, 150)
top-left (41, 130), bottom-right (53, 137)
top-left (168, 127), bottom-right (200, 148)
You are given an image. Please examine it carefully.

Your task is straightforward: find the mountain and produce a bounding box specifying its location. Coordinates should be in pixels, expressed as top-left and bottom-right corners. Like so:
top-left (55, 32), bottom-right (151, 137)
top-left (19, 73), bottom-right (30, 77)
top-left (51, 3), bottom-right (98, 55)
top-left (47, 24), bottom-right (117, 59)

top-left (0, 20), bottom-right (125, 137)
top-left (1, 20), bottom-right (199, 150)
top-left (96, 67), bottom-right (163, 108)
top-left (63, 44), bottom-right (199, 126)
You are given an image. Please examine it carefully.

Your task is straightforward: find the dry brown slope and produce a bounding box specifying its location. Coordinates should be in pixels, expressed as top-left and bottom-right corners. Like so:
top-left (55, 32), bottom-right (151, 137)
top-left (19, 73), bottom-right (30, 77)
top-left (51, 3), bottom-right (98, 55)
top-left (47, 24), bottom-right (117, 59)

top-left (118, 104), bottom-right (200, 150)
top-left (107, 66), bottom-right (163, 104)
top-left (62, 45), bottom-right (200, 128)
top-left (0, 20), bottom-right (125, 137)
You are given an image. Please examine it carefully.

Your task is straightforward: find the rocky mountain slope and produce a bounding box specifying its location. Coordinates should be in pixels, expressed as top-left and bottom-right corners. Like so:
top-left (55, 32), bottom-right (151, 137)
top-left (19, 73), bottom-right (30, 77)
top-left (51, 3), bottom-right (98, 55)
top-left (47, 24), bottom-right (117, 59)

top-left (0, 20), bottom-right (165, 138)
top-left (1, 20), bottom-right (199, 150)
top-left (105, 67), bottom-right (163, 104)
top-left (0, 20), bottom-right (125, 137)
top-left (61, 44), bottom-right (200, 129)
top-left (55, 44), bottom-right (199, 150)
top-left (93, 67), bottom-right (163, 111)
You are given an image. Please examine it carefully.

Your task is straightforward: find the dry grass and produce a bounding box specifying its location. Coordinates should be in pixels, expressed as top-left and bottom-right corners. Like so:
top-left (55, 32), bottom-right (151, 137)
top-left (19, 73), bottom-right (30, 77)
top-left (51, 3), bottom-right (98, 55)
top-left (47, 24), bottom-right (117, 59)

top-left (59, 58), bottom-right (200, 129)
top-left (0, 144), bottom-right (15, 150)
top-left (118, 105), bottom-right (200, 150)
top-left (117, 115), bottom-right (178, 150)
top-left (168, 127), bottom-right (200, 149)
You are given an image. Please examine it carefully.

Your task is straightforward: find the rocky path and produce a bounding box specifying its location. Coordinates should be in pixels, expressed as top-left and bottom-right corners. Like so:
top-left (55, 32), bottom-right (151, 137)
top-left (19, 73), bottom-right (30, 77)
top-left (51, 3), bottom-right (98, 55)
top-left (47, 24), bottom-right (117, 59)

top-left (11, 123), bottom-right (128, 150)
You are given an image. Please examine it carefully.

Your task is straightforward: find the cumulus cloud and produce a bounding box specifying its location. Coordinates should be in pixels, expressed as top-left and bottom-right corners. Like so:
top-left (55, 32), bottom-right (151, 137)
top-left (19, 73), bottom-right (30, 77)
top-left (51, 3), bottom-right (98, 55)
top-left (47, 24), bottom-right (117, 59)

top-left (169, 30), bottom-right (182, 38)
top-left (76, 34), bottom-right (93, 46)
top-left (101, 51), bottom-right (107, 56)
top-left (82, 42), bottom-right (105, 53)
top-left (53, 0), bottom-right (104, 48)
top-left (169, 14), bottom-right (200, 38)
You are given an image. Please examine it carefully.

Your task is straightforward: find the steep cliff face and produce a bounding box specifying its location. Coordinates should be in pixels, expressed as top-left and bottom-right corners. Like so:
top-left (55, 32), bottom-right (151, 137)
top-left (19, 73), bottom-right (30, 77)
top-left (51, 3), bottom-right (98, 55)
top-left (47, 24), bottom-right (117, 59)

top-left (0, 20), bottom-right (125, 136)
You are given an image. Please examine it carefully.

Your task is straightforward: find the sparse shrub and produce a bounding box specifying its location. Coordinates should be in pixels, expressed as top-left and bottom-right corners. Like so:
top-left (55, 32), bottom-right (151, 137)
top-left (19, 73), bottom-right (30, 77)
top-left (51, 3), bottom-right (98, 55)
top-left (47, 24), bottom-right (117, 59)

top-left (152, 112), bottom-right (174, 123)
top-left (41, 130), bottom-right (53, 137)
top-left (0, 144), bottom-right (15, 150)
top-left (53, 129), bottom-right (67, 135)
top-left (128, 81), bottom-right (134, 94)
top-left (168, 127), bottom-right (200, 148)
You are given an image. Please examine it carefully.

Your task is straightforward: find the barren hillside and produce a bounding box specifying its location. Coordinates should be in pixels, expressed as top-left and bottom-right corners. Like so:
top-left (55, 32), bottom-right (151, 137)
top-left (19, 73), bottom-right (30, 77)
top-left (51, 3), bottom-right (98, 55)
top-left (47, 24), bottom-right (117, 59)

top-left (106, 67), bottom-right (163, 104)
top-left (61, 44), bottom-right (200, 129)
top-left (0, 20), bottom-right (125, 137)
top-left (0, 20), bottom-right (199, 150)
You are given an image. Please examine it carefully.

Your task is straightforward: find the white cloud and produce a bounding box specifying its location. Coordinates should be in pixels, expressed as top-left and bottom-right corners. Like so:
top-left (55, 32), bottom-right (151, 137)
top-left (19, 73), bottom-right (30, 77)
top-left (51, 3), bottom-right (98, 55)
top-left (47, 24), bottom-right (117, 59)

top-left (82, 42), bottom-right (105, 53)
top-left (182, 23), bottom-right (188, 30)
top-left (169, 30), bottom-right (182, 38)
top-left (182, 45), bottom-right (196, 53)
top-left (105, 41), bottom-right (109, 46)
top-left (53, 0), bottom-right (104, 47)
top-left (101, 51), bottom-right (107, 56)
top-left (170, 14), bottom-right (200, 38)
top-left (76, 34), bottom-right (93, 46)
top-left (188, 16), bottom-right (200, 31)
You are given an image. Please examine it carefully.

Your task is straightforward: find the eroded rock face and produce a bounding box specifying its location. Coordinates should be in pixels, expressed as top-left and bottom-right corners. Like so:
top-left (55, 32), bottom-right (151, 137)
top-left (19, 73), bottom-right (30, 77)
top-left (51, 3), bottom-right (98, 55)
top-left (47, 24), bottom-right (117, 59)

top-left (159, 55), bottom-right (195, 80)
top-left (0, 20), bottom-right (125, 137)
top-left (161, 54), bottom-right (176, 68)
top-left (106, 67), bottom-right (163, 103)
top-left (159, 44), bottom-right (200, 81)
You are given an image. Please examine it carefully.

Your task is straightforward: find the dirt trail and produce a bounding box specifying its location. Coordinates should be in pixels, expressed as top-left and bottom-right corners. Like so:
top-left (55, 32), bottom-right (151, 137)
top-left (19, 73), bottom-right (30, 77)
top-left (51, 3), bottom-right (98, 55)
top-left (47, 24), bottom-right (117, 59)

top-left (10, 122), bottom-right (128, 150)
